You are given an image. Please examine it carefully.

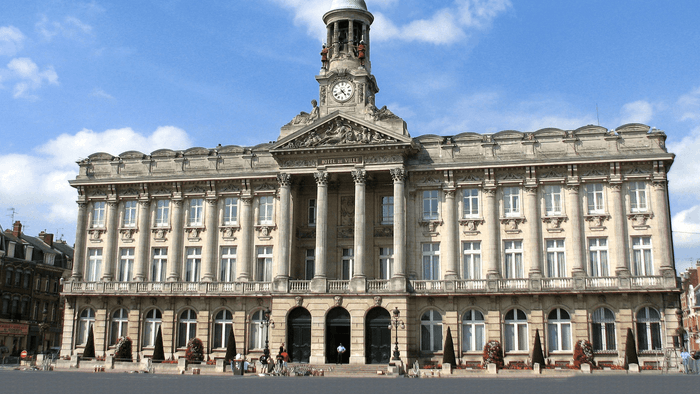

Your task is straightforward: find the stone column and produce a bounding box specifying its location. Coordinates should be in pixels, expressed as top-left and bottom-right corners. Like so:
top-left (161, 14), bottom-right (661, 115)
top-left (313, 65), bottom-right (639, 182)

top-left (71, 201), bottom-right (89, 280)
top-left (483, 188), bottom-right (500, 279)
top-left (566, 184), bottom-right (586, 276)
top-left (609, 183), bottom-right (629, 276)
top-left (444, 189), bottom-right (459, 279)
top-left (348, 20), bottom-right (354, 56)
top-left (201, 197), bottom-right (218, 282)
top-left (352, 169), bottom-right (367, 278)
top-left (134, 200), bottom-right (151, 281)
top-left (314, 171), bottom-right (329, 279)
top-left (524, 186), bottom-right (541, 278)
top-left (276, 174), bottom-right (292, 281)
top-left (652, 180), bottom-right (674, 274)
top-left (237, 194), bottom-right (253, 281)
top-left (332, 21), bottom-right (339, 58)
top-left (101, 201), bottom-right (119, 281)
top-left (167, 198), bottom-right (184, 282)
top-left (391, 168), bottom-right (406, 279)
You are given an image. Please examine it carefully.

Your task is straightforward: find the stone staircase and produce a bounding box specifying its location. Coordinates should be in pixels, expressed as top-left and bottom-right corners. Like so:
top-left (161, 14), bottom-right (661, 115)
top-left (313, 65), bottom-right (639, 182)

top-left (302, 363), bottom-right (391, 377)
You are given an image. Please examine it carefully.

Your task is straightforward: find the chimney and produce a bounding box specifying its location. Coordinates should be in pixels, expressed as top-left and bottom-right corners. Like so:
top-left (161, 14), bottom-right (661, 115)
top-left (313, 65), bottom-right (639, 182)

top-left (42, 232), bottom-right (54, 247)
top-left (12, 221), bottom-right (21, 237)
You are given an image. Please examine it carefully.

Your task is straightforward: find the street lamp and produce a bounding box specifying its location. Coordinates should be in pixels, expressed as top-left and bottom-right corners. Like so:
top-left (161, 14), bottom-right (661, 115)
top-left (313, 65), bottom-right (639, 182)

top-left (39, 307), bottom-right (49, 355)
top-left (260, 308), bottom-right (275, 372)
top-left (389, 307), bottom-right (405, 361)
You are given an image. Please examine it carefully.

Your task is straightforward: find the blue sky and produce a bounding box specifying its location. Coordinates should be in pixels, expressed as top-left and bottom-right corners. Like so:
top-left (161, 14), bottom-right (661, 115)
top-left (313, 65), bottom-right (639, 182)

top-left (1, 0), bottom-right (700, 272)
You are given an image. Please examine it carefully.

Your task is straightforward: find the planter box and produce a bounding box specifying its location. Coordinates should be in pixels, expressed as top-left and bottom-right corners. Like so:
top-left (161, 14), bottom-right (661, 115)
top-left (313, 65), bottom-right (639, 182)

top-left (113, 361), bottom-right (138, 371)
top-left (153, 363), bottom-right (180, 373)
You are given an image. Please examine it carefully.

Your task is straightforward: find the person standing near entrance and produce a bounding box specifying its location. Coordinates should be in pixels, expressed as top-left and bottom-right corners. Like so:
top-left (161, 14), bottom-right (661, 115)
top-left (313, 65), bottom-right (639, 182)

top-left (681, 348), bottom-right (691, 374)
top-left (336, 343), bottom-right (346, 365)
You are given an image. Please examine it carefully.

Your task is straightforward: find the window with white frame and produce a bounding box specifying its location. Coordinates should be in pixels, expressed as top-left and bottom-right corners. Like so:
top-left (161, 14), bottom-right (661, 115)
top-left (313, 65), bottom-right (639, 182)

top-left (151, 248), bottom-right (167, 282)
top-left (632, 236), bottom-right (653, 276)
top-left (256, 246), bottom-right (273, 282)
top-left (379, 247), bottom-right (393, 280)
top-left (213, 310), bottom-right (233, 349)
top-left (586, 183), bottom-right (605, 214)
top-left (504, 241), bottom-right (523, 279)
top-left (185, 247), bottom-right (202, 282)
top-left (305, 249), bottom-right (315, 280)
top-left (92, 201), bottom-right (106, 227)
top-left (143, 309), bottom-right (162, 347)
top-left (636, 307), bottom-right (662, 351)
top-left (503, 187), bottom-right (520, 217)
top-left (221, 247), bottom-right (237, 282)
top-left (249, 310), bottom-right (267, 349)
top-left (422, 190), bottom-right (439, 220)
top-left (504, 309), bottom-right (528, 352)
top-left (462, 242), bottom-right (482, 280)
top-left (118, 248), bottom-right (134, 282)
top-left (259, 196), bottom-right (274, 225)
top-left (629, 181), bottom-right (648, 213)
top-left (155, 200), bottom-right (170, 227)
top-left (123, 201), bottom-right (137, 227)
top-left (422, 243), bottom-right (440, 280)
top-left (420, 310), bottom-right (443, 352)
top-left (382, 196), bottom-right (394, 224)
top-left (592, 307), bottom-right (616, 351)
top-left (308, 199), bottom-right (316, 226)
top-left (547, 309), bottom-right (572, 352)
top-left (544, 185), bottom-right (563, 215)
top-left (86, 249), bottom-right (102, 282)
top-left (77, 308), bottom-right (96, 345)
top-left (341, 248), bottom-right (354, 280)
top-left (462, 188), bottom-right (480, 218)
top-left (224, 197), bottom-right (238, 225)
top-left (178, 309), bottom-right (197, 347)
top-left (588, 238), bottom-right (609, 277)
top-left (546, 240), bottom-right (566, 278)
top-left (110, 308), bottom-right (129, 345)
top-left (462, 310), bottom-right (485, 352)
top-left (188, 198), bottom-right (204, 226)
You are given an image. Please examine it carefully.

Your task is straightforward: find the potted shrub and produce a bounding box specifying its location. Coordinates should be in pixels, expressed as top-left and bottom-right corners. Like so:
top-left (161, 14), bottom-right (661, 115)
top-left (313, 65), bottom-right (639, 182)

top-left (483, 340), bottom-right (504, 369)
top-left (185, 338), bottom-right (204, 363)
top-left (573, 339), bottom-right (595, 369)
top-left (114, 336), bottom-right (133, 362)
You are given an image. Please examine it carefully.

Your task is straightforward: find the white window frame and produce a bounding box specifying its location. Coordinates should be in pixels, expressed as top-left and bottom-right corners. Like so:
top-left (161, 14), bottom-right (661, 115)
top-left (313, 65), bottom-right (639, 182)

top-left (249, 310), bottom-right (267, 350)
top-left (308, 198), bottom-right (316, 226)
top-left (188, 198), bottom-right (204, 226)
top-left (341, 248), bottom-right (354, 280)
top-left (381, 196), bottom-right (394, 224)
top-left (223, 197), bottom-right (239, 225)
top-left (503, 187), bottom-right (521, 217)
top-left (504, 240), bottom-right (523, 279)
top-left (379, 247), bottom-right (393, 280)
top-left (504, 308), bottom-right (529, 352)
top-left (213, 310), bottom-right (233, 349)
top-left (185, 247), bottom-right (202, 282)
top-left (305, 249), bottom-right (315, 280)
top-left (123, 200), bottom-right (137, 227)
top-left (586, 183), bottom-right (605, 214)
top-left (592, 307), bottom-right (616, 351)
top-left (422, 190), bottom-right (439, 221)
top-left (92, 201), bottom-right (106, 228)
top-left (547, 308), bottom-right (572, 352)
top-left (462, 242), bottom-right (482, 280)
top-left (86, 249), bottom-right (102, 282)
top-left (462, 310), bottom-right (485, 352)
top-left (636, 307), bottom-right (662, 351)
top-left (422, 243), bottom-right (440, 280)
top-left (151, 248), bottom-right (167, 282)
top-left (110, 308), bottom-right (129, 345)
top-left (155, 200), bottom-right (170, 227)
top-left (420, 310), bottom-right (443, 352)
top-left (221, 247), bottom-right (237, 282)
top-left (588, 238), bottom-right (609, 277)
top-left (77, 308), bottom-right (96, 345)
top-left (178, 309), bottom-right (197, 348)
top-left (258, 196), bottom-right (274, 225)
top-left (632, 236), bottom-right (653, 276)
top-left (256, 246), bottom-right (273, 282)
top-left (545, 239), bottom-right (566, 278)
top-left (629, 181), bottom-right (648, 213)
top-left (462, 188), bottom-right (480, 218)
top-left (143, 309), bottom-right (162, 348)
top-left (544, 185), bottom-right (563, 216)
top-left (118, 248), bottom-right (134, 282)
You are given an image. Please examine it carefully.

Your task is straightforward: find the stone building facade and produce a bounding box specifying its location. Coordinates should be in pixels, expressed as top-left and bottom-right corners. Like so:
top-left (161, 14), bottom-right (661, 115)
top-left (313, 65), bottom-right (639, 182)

top-left (61, 0), bottom-right (680, 368)
top-left (680, 262), bottom-right (700, 352)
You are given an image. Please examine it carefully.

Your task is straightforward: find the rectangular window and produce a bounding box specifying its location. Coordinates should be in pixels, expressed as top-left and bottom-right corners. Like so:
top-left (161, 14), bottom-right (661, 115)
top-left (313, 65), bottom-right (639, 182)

top-left (118, 248), bottom-right (134, 282)
top-left (256, 246), bottom-right (273, 282)
top-left (632, 236), bottom-right (653, 276)
top-left (185, 247), bottom-right (202, 282)
top-left (382, 196), bottom-right (394, 224)
top-left (223, 197), bottom-right (238, 225)
top-left (588, 238), bottom-right (609, 277)
top-left (546, 240), bottom-right (566, 278)
top-left (462, 242), bottom-right (482, 280)
top-left (220, 247), bottom-right (237, 282)
top-left (259, 196), bottom-right (274, 224)
top-left (189, 198), bottom-right (204, 226)
top-left (92, 201), bottom-right (106, 227)
top-left (504, 240), bottom-right (524, 278)
top-left (87, 249), bottom-right (102, 281)
top-left (123, 201), bottom-right (137, 227)
top-left (422, 243), bottom-right (440, 280)
top-left (308, 199), bottom-right (316, 226)
top-left (586, 183), bottom-right (605, 214)
top-left (379, 247), bottom-right (394, 280)
top-left (503, 187), bottom-right (520, 217)
top-left (629, 182), bottom-right (648, 213)
top-left (155, 200), bottom-right (170, 227)
top-left (422, 190), bottom-right (439, 221)
top-left (342, 248), bottom-right (354, 280)
top-left (305, 249), bottom-right (315, 280)
top-left (544, 185), bottom-right (563, 215)
top-left (151, 248), bottom-right (167, 282)
top-left (463, 188), bottom-right (479, 218)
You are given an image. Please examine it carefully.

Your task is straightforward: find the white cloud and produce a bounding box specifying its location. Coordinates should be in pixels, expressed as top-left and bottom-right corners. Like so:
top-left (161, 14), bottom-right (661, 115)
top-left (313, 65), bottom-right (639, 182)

top-left (4, 57), bottom-right (59, 99)
top-left (619, 100), bottom-right (654, 125)
top-left (35, 15), bottom-right (92, 41)
top-left (667, 125), bottom-right (700, 198)
top-left (679, 86), bottom-right (700, 122)
top-left (91, 88), bottom-right (114, 99)
top-left (0, 26), bottom-right (25, 57)
top-left (672, 205), bottom-right (700, 248)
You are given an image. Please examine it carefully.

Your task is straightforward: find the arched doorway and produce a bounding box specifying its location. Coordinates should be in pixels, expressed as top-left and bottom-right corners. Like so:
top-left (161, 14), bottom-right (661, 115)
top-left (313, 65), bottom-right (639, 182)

top-left (365, 307), bottom-right (391, 364)
top-left (326, 307), bottom-right (351, 364)
top-left (288, 308), bottom-right (311, 363)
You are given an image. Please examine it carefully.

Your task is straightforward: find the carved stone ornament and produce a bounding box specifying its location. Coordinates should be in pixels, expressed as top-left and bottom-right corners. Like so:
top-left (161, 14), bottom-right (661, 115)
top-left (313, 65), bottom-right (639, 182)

top-left (295, 296), bottom-right (303, 307)
top-left (256, 225), bottom-right (276, 240)
top-left (283, 118), bottom-right (399, 150)
top-left (337, 227), bottom-right (354, 239)
top-left (374, 226), bottom-right (393, 238)
top-left (285, 99), bottom-right (320, 127)
top-left (314, 171), bottom-right (329, 185)
top-left (427, 297), bottom-right (435, 306)
top-left (277, 173), bottom-right (292, 187)
top-left (460, 218), bottom-right (485, 234)
top-left (365, 103), bottom-right (401, 122)
top-left (220, 226), bottom-right (240, 240)
top-left (420, 220), bottom-right (443, 237)
top-left (500, 218), bottom-right (525, 234)
top-left (297, 227), bottom-right (315, 239)
top-left (373, 296), bottom-right (382, 306)
top-left (120, 228), bottom-right (137, 241)
top-left (88, 229), bottom-right (106, 241)
top-left (628, 213), bottom-right (653, 230)
top-left (334, 296), bottom-right (343, 307)
top-left (351, 169), bottom-right (367, 184)
top-left (482, 188), bottom-right (497, 197)
top-left (542, 216), bottom-right (567, 233)
top-left (152, 228), bottom-right (169, 240)
top-left (390, 168), bottom-right (406, 182)
top-left (585, 214), bottom-right (610, 231)
top-left (366, 155), bottom-right (403, 165)
top-left (186, 227), bottom-right (203, 240)
top-left (282, 160), bottom-right (317, 168)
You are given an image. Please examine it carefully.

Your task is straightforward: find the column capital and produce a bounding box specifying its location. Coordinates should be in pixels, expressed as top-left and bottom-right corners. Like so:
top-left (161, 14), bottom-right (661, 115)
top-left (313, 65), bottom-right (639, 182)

top-left (352, 169), bottom-right (367, 184)
top-left (205, 198), bottom-right (217, 207)
top-left (444, 188), bottom-right (457, 198)
top-left (608, 182), bottom-right (623, 192)
top-left (277, 173), bottom-right (292, 187)
top-left (390, 167), bottom-right (406, 183)
top-left (652, 180), bottom-right (667, 190)
top-left (524, 186), bottom-right (538, 195)
top-left (314, 171), bottom-right (329, 185)
top-left (77, 201), bottom-right (88, 209)
top-left (483, 187), bottom-right (497, 197)
top-left (565, 184), bottom-right (580, 192)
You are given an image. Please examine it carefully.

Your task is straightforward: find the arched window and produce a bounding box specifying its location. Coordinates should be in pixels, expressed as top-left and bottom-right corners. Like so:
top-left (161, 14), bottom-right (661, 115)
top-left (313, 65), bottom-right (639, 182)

top-left (249, 310), bottom-right (267, 350)
top-left (504, 309), bottom-right (528, 352)
top-left (420, 310), bottom-right (443, 352)
top-left (462, 310), bottom-right (485, 352)
top-left (547, 309), bottom-right (572, 352)
top-left (213, 310), bottom-right (233, 349)
top-left (77, 308), bottom-right (96, 345)
top-left (637, 307), bottom-right (662, 351)
top-left (178, 309), bottom-right (198, 347)
top-left (110, 308), bottom-right (129, 345)
top-left (592, 307), bottom-right (616, 351)
top-left (143, 309), bottom-right (162, 347)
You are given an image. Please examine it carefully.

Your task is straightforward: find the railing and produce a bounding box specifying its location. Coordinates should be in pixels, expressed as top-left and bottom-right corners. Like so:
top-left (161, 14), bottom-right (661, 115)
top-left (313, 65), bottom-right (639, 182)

top-left (541, 278), bottom-right (573, 290)
top-left (289, 280), bottom-right (310, 292)
top-left (455, 280), bottom-right (487, 291)
top-left (631, 276), bottom-right (663, 288)
top-left (243, 282), bottom-right (271, 293)
top-left (585, 277), bottom-right (618, 288)
top-left (411, 280), bottom-right (445, 292)
top-left (328, 280), bottom-right (349, 292)
top-left (367, 280), bottom-right (389, 292)
top-left (498, 279), bottom-right (528, 290)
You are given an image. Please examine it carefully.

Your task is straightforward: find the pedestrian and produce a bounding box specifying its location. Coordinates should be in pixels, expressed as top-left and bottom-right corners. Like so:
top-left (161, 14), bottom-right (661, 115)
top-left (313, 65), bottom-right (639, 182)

top-left (692, 350), bottom-right (700, 374)
top-left (681, 348), bottom-right (691, 374)
top-left (336, 343), bottom-right (346, 365)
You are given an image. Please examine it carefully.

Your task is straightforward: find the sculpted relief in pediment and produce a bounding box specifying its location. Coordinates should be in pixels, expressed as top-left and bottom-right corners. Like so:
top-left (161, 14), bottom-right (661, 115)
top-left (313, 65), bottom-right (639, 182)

top-left (283, 118), bottom-right (399, 150)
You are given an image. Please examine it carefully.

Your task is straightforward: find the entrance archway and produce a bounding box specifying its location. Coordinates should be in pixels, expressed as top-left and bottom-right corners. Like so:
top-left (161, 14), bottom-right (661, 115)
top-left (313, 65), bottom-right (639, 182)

top-left (365, 307), bottom-right (391, 364)
top-left (287, 307), bottom-right (311, 363)
top-left (326, 307), bottom-right (351, 364)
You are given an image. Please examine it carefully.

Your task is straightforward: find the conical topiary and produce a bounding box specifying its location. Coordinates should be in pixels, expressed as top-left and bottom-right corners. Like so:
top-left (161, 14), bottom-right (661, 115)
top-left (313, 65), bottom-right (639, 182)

top-left (152, 326), bottom-right (165, 362)
top-left (531, 329), bottom-right (545, 367)
top-left (224, 329), bottom-right (237, 363)
top-left (443, 327), bottom-right (456, 367)
top-left (624, 328), bottom-right (639, 368)
top-left (82, 325), bottom-right (96, 358)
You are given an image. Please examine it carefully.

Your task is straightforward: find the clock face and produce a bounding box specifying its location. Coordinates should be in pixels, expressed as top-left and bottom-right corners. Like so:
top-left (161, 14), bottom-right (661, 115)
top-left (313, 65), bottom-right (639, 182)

top-left (332, 81), bottom-right (354, 102)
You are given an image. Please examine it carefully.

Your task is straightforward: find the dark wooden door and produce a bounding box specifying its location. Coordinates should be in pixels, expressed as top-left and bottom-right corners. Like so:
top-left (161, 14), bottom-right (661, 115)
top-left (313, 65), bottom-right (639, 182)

top-left (288, 308), bottom-right (311, 363)
top-left (326, 307), bottom-right (351, 364)
top-left (366, 307), bottom-right (391, 364)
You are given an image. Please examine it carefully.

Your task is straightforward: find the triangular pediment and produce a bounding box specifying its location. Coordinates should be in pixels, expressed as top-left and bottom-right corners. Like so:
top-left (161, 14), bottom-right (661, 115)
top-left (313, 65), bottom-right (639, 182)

top-left (270, 112), bottom-right (414, 153)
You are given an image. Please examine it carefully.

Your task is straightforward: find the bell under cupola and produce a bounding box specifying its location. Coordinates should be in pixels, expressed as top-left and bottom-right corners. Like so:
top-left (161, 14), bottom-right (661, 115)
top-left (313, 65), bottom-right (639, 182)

top-left (323, 0), bottom-right (374, 74)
